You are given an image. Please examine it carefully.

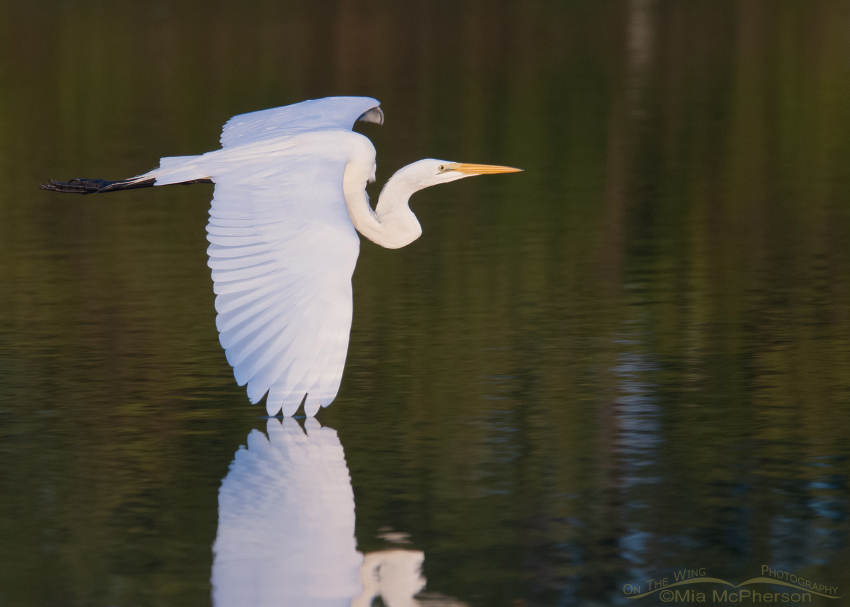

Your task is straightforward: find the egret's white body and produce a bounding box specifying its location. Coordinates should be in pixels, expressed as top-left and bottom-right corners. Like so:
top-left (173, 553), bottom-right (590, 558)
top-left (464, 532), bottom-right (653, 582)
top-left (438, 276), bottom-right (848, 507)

top-left (44, 97), bottom-right (520, 416)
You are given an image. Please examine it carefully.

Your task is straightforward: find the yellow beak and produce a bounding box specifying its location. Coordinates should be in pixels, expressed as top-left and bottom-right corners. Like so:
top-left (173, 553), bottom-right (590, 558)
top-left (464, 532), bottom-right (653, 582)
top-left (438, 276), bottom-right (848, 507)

top-left (452, 163), bottom-right (523, 175)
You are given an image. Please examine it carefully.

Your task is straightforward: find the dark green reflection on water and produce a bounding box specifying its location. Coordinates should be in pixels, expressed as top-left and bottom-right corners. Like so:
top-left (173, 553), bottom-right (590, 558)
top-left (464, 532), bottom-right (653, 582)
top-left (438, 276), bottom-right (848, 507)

top-left (1, 0), bottom-right (849, 605)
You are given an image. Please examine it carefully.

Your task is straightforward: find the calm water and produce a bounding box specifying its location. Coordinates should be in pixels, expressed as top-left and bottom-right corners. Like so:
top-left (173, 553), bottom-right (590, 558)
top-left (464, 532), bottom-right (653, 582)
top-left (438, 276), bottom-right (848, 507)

top-left (2, 1), bottom-right (850, 605)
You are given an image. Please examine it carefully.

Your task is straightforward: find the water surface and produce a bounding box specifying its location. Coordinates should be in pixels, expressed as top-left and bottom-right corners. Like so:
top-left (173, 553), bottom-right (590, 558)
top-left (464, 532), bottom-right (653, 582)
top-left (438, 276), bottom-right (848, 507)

top-left (1, 1), bottom-right (849, 605)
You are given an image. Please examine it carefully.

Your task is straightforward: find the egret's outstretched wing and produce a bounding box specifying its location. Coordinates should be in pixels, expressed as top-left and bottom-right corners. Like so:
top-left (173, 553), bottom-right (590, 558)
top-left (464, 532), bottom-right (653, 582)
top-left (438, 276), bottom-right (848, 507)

top-left (105, 98), bottom-right (383, 190)
top-left (221, 96), bottom-right (382, 148)
top-left (204, 129), bottom-right (374, 416)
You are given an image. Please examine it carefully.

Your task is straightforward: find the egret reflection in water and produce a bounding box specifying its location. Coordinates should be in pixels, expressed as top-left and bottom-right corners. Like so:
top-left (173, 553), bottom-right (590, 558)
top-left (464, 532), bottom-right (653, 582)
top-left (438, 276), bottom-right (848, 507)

top-left (212, 418), bottom-right (464, 606)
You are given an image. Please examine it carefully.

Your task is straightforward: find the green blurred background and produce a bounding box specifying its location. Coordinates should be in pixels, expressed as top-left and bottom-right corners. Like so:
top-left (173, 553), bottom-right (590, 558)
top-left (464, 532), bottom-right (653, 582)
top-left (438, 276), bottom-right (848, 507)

top-left (1, 0), bottom-right (849, 605)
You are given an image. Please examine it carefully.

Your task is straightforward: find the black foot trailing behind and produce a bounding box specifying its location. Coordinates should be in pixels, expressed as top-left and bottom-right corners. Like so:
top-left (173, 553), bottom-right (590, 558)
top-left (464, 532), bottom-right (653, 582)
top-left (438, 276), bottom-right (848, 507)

top-left (39, 177), bottom-right (212, 194)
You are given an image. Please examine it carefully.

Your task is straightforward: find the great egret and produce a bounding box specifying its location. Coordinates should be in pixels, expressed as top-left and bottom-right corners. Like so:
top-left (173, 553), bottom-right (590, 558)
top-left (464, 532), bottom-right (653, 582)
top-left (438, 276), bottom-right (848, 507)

top-left (41, 96), bottom-right (521, 416)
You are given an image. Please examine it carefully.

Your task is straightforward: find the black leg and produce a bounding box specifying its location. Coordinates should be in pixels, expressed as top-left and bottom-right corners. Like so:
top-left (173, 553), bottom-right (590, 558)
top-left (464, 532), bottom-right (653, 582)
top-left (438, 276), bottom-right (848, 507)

top-left (39, 178), bottom-right (156, 194)
top-left (39, 177), bottom-right (212, 194)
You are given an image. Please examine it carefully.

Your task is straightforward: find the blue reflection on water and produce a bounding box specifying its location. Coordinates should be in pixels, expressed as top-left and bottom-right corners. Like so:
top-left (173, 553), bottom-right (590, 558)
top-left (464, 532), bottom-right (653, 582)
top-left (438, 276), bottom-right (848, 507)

top-left (770, 455), bottom-right (847, 570)
top-left (613, 322), bottom-right (662, 581)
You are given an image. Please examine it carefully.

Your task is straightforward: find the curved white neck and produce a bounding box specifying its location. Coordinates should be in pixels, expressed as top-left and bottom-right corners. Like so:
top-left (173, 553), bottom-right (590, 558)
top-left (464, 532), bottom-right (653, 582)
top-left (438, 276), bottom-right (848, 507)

top-left (343, 163), bottom-right (423, 250)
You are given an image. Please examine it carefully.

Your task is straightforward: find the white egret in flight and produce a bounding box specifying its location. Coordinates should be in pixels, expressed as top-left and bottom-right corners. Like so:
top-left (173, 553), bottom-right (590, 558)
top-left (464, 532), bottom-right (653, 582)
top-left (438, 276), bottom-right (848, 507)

top-left (42, 96), bottom-right (521, 416)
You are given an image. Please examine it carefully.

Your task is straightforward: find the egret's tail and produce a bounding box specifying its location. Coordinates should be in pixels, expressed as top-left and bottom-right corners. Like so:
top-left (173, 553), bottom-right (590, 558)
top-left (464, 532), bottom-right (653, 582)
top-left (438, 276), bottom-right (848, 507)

top-left (40, 155), bottom-right (213, 194)
top-left (145, 154), bottom-right (211, 186)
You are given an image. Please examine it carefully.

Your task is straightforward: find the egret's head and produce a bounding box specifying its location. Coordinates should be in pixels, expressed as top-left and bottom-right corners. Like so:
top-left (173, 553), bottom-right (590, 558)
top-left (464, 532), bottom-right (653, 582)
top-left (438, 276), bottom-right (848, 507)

top-left (431, 159), bottom-right (522, 184)
top-left (389, 158), bottom-right (522, 192)
top-left (436, 160), bottom-right (523, 181)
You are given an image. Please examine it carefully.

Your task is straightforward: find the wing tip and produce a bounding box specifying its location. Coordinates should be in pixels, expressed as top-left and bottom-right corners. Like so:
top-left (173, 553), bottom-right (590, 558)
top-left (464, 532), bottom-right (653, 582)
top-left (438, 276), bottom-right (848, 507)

top-left (265, 399), bottom-right (282, 416)
top-left (357, 106), bottom-right (384, 126)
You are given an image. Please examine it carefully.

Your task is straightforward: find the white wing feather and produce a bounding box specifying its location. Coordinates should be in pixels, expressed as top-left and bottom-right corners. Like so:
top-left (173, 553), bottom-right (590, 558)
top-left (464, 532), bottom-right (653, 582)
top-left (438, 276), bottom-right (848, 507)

top-left (204, 132), bottom-right (370, 416)
top-left (220, 96), bottom-right (381, 148)
top-left (140, 97), bottom-right (382, 416)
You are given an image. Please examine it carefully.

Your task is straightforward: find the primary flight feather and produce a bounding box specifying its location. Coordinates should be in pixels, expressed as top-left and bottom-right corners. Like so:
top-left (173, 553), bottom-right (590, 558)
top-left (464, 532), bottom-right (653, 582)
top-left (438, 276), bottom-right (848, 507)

top-left (41, 96), bottom-right (521, 416)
